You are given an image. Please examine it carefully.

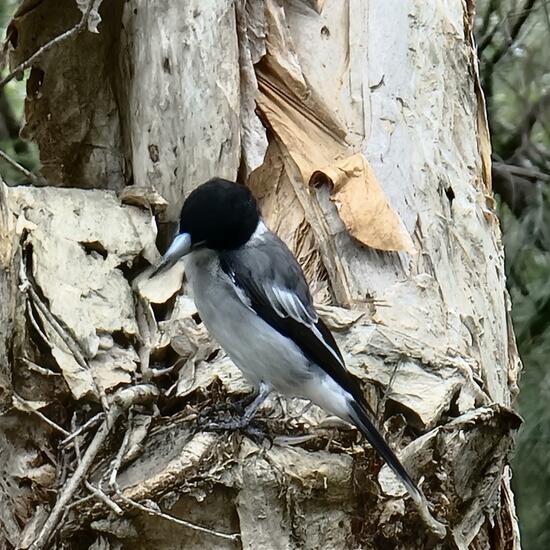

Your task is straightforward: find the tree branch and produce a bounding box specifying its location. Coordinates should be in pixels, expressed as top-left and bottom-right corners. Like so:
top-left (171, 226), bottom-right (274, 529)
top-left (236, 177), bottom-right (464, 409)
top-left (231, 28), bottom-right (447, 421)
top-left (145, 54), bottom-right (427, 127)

top-left (0, 148), bottom-right (45, 185)
top-left (477, 0), bottom-right (499, 55)
top-left (480, 0), bottom-right (538, 113)
top-left (488, 0), bottom-right (538, 68)
top-left (0, 0), bottom-right (95, 90)
top-left (492, 162), bottom-right (542, 216)
top-left (500, 90), bottom-right (550, 159)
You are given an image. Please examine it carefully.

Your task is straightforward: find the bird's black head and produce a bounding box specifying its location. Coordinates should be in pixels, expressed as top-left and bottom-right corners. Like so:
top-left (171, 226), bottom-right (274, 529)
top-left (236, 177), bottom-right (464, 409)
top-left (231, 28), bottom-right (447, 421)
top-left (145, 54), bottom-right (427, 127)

top-left (180, 178), bottom-right (260, 250)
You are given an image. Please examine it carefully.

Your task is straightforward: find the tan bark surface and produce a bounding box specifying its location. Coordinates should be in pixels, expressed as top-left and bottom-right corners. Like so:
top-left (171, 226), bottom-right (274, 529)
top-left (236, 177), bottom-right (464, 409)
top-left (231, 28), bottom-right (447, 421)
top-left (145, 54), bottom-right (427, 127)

top-left (0, 1), bottom-right (521, 548)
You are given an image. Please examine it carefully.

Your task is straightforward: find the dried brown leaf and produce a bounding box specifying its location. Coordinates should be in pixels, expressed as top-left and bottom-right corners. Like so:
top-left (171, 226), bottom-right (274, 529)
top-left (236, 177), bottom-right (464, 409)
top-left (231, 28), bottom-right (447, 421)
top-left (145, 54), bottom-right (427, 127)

top-left (310, 154), bottom-right (415, 253)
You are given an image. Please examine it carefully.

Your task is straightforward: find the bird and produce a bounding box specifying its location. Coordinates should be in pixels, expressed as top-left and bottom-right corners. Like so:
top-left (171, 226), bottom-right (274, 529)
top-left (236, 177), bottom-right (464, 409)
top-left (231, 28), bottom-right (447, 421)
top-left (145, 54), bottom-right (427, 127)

top-left (150, 177), bottom-right (422, 503)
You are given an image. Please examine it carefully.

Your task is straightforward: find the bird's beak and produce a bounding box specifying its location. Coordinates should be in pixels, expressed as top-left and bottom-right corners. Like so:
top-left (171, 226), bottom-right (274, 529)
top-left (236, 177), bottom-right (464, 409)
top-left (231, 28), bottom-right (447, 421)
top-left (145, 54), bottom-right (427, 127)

top-left (149, 232), bottom-right (192, 278)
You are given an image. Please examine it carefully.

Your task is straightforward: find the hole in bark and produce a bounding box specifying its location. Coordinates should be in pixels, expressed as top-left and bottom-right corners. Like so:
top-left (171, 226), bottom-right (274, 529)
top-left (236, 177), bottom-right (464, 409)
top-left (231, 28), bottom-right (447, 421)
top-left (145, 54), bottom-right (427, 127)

top-left (80, 240), bottom-right (108, 260)
top-left (206, 349), bottom-right (219, 362)
top-left (310, 172), bottom-right (330, 188)
top-left (148, 144), bottom-right (160, 163)
top-left (150, 293), bottom-right (178, 322)
top-left (445, 186), bottom-right (455, 204)
top-left (27, 67), bottom-right (45, 97)
top-left (447, 388), bottom-right (461, 418)
top-left (383, 399), bottom-right (423, 432)
top-left (191, 312), bottom-right (202, 325)
top-left (320, 25), bottom-right (330, 38)
top-left (162, 57), bottom-right (172, 74)
top-left (110, 330), bottom-right (133, 348)
top-left (117, 253), bottom-right (150, 283)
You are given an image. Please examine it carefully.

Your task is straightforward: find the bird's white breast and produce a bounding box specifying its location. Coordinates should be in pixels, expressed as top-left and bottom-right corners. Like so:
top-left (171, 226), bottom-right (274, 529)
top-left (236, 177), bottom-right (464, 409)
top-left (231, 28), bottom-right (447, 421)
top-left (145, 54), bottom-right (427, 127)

top-left (184, 249), bottom-right (312, 394)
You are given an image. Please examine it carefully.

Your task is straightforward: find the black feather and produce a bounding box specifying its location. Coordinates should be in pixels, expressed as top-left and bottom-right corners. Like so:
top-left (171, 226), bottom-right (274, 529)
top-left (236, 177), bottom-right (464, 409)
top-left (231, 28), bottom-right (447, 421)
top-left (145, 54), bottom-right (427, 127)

top-left (349, 400), bottom-right (421, 501)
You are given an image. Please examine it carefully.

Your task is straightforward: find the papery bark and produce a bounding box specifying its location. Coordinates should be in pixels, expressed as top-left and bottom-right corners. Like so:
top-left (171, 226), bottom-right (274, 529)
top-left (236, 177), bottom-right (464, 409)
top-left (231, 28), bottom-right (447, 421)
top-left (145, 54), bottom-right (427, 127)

top-left (0, 1), bottom-right (521, 548)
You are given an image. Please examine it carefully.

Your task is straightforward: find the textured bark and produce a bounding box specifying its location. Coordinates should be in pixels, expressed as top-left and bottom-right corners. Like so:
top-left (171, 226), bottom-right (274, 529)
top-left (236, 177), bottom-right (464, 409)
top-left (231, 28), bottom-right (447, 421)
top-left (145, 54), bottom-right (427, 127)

top-left (0, 1), bottom-right (521, 549)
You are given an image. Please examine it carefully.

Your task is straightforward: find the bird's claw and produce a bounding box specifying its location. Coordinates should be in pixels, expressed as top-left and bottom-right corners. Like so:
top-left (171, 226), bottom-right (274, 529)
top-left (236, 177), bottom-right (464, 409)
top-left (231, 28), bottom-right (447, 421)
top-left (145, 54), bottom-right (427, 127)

top-left (200, 417), bottom-right (271, 445)
top-left (197, 393), bottom-right (258, 423)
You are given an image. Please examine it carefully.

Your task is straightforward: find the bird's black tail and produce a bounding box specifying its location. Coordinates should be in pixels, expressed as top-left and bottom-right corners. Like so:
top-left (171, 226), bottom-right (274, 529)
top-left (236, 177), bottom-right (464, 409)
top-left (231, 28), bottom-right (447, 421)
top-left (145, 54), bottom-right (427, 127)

top-left (348, 399), bottom-right (422, 504)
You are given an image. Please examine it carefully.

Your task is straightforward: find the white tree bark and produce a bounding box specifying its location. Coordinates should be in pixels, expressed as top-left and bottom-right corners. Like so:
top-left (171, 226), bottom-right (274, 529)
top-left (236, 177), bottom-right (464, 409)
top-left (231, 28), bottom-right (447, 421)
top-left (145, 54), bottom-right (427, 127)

top-left (0, 1), bottom-right (521, 548)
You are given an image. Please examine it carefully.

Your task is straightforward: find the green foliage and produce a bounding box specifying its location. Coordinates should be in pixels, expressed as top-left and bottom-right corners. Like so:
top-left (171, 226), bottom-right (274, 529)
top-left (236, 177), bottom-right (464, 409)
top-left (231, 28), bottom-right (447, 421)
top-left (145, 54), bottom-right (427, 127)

top-left (0, 0), bottom-right (39, 185)
top-left (501, 193), bottom-right (550, 549)
top-left (476, 1), bottom-right (550, 548)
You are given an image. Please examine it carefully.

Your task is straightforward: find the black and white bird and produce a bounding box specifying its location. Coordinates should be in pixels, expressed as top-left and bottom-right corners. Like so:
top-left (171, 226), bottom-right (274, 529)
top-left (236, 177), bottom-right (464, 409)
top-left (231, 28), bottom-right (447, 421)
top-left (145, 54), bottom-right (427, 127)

top-left (151, 177), bottom-right (421, 503)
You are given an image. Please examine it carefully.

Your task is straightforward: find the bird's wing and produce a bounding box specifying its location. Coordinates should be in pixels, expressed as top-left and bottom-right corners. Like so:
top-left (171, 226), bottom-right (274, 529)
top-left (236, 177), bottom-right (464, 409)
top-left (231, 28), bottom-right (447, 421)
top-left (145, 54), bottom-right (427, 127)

top-left (219, 230), bottom-right (356, 393)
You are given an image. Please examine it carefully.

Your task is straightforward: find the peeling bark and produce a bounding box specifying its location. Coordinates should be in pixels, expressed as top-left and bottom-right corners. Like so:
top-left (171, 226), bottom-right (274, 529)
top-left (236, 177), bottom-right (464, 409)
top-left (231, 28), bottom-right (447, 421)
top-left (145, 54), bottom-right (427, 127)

top-left (0, 1), bottom-right (521, 549)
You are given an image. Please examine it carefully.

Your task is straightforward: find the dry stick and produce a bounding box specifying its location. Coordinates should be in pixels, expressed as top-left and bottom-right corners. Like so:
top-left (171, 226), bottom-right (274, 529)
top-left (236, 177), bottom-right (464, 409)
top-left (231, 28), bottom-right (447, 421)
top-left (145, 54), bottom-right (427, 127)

top-left (25, 299), bottom-right (51, 348)
top-left (29, 410), bottom-right (119, 550)
top-left (107, 413), bottom-right (240, 542)
top-left (13, 394), bottom-right (70, 437)
top-left (61, 412), bottom-right (105, 447)
top-left (19, 259), bottom-right (110, 413)
top-left (135, 297), bottom-right (154, 382)
top-left (0, 149), bottom-right (46, 185)
top-left (85, 480), bottom-right (124, 516)
top-left (29, 385), bottom-right (158, 549)
top-left (108, 409), bottom-right (133, 490)
top-left (0, 0), bottom-right (95, 89)
top-left (115, 492), bottom-right (240, 543)
top-left (21, 357), bottom-right (61, 378)
top-left (72, 415), bottom-right (123, 516)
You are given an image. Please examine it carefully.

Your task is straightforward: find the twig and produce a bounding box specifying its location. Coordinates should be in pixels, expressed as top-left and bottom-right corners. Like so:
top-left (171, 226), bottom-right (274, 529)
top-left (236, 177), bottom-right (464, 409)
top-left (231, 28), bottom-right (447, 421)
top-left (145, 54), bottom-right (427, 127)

top-left (477, 0), bottom-right (498, 54)
top-left (481, 0), bottom-right (538, 102)
top-left (72, 413), bottom-right (82, 463)
top-left (29, 385), bottom-right (157, 549)
top-left (477, 23), bottom-right (500, 56)
top-left (0, 0), bottom-right (96, 89)
top-left (105, 407), bottom-right (239, 542)
top-left (29, 411), bottom-right (118, 550)
top-left (493, 161), bottom-right (550, 182)
top-left (61, 412), bottom-right (105, 447)
top-left (136, 296), bottom-right (155, 381)
top-left (55, 449), bottom-right (71, 490)
top-left (66, 494), bottom-right (95, 510)
top-left (20, 357), bottom-right (61, 377)
top-left (114, 492), bottom-right (240, 543)
top-left (108, 410), bottom-right (133, 490)
top-left (488, 0), bottom-right (538, 67)
top-left (25, 299), bottom-right (51, 348)
top-left (13, 394), bottom-right (70, 436)
top-left (85, 480), bottom-right (124, 515)
top-left (72, 414), bottom-right (124, 517)
top-left (0, 149), bottom-right (46, 185)
top-left (499, 90), bottom-right (550, 159)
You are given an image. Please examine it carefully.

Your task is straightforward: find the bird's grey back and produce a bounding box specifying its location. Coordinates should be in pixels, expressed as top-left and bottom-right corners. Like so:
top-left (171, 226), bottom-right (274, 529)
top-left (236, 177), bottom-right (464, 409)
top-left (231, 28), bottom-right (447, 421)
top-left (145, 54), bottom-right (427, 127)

top-left (219, 226), bottom-right (317, 324)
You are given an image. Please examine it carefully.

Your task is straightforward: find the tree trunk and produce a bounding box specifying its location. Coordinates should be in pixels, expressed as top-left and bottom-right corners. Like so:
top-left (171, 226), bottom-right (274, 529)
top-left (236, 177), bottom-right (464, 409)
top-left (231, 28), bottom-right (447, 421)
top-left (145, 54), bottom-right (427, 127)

top-left (0, 1), bottom-right (522, 548)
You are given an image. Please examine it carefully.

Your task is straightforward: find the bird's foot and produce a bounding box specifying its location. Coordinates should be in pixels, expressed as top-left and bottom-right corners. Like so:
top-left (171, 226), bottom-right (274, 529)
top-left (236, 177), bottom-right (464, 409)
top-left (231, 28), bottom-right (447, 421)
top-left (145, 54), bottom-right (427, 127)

top-left (197, 383), bottom-right (273, 444)
top-left (200, 416), bottom-right (271, 445)
top-left (198, 393), bottom-right (256, 423)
